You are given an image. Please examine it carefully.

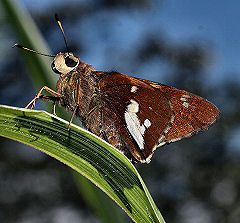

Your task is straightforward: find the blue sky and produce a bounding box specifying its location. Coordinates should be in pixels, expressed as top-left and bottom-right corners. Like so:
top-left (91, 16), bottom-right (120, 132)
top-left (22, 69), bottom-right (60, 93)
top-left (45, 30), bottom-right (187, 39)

top-left (21, 0), bottom-right (240, 85)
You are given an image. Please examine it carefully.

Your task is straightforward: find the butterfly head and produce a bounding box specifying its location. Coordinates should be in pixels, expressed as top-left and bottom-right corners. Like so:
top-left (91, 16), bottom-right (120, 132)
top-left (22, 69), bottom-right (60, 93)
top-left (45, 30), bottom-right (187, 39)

top-left (51, 52), bottom-right (79, 75)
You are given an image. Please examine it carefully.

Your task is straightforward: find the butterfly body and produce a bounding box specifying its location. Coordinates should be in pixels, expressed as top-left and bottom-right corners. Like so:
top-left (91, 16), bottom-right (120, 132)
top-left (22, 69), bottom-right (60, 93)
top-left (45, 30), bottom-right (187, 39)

top-left (55, 54), bottom-right (96, 117)
top-left (38, 52), bottom-right (219, 163)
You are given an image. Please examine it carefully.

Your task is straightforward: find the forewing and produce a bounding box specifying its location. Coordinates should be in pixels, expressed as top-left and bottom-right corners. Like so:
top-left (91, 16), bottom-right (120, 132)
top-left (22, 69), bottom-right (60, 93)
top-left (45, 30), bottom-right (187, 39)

top-left (95, 72), bottom-right (174, 162)
top-left (93, 72), bottom-right (219, 162)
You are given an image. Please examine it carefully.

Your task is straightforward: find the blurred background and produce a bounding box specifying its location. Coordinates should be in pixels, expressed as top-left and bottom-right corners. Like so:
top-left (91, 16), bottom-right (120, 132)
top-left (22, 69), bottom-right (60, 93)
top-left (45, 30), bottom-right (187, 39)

top-left (0, 0), bottom-right (240, 222)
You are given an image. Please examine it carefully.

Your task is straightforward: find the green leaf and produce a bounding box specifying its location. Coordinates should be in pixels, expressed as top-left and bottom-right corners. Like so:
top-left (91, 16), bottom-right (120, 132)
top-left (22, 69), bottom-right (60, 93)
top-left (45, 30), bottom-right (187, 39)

top-left (1, 0), bottom-right (56, 92)
top-left (0, 105), bottom-right (165, 223)
top-left (73, 172), bottom-right (128, 223)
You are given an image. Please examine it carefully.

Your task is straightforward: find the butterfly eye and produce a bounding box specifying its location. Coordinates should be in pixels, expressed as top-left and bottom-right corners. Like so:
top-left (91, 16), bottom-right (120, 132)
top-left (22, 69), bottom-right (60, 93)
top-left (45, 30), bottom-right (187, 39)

top-left (65, 55), bottom-right (78, 68)
top-left (51, 61), bottom-right (61, 74)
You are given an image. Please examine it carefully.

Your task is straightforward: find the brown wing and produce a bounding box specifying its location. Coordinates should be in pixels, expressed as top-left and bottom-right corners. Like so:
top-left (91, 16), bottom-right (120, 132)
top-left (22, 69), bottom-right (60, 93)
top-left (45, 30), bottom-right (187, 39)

top-left (92, 72), bottom-right (219, 162)
top-left (139, 79), bottom-right (220, 146)
top-left (94, 71), bottom-right (174, 162)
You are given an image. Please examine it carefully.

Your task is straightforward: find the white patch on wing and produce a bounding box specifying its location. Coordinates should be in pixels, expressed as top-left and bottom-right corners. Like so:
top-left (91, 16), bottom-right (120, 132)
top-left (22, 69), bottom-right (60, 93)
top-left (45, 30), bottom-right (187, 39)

top-left (180, 94), bottom-right (190, 108)
top-left (124, 99), bottom-right (151, 150)
top-left (144, 119), bottom-right (151, 128)
top-left (180, 94), bottom-right (190, 101)
top-left (180, 97), bottom-right (187, 101)
top-left (126, 99), bottom-right (139, 113)
top-left (131, 86), bottom-right (138, 93)
top-left (183, 102), bottom-right (189, 108)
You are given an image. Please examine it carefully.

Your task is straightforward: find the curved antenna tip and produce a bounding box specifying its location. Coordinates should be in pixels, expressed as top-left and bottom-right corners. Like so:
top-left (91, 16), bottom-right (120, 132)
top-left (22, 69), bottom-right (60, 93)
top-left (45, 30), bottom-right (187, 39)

top-left (12, 43), bottom-right (55, 57)
top-left (55, 13), bottom-right (60, 21)
top-left (12, 43), bottom-right (20, 48)
top-left (54, 14), bottom-right (69, 53)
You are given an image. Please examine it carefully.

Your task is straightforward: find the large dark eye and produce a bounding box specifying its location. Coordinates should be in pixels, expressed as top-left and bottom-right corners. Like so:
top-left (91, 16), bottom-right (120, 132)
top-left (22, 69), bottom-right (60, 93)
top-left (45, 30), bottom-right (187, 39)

top-left (51, 61), bottom-right (61, 74)
top-left (65, 56), bottom-right (78, 67)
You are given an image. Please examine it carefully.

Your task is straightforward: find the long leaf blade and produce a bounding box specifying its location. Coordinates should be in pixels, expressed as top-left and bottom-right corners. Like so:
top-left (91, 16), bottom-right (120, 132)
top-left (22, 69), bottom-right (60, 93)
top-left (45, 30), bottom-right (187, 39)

top-left (0, 105), bottom-right (165, 223)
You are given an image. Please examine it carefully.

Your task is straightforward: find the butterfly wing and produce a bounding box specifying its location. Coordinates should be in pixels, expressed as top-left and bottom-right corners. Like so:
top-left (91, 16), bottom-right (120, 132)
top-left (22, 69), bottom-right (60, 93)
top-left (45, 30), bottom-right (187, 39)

top-left (93, 71), bottom-right (219, 162)
top-left (94, 71), bottom-right (174, 162)
top-left (138, 79), bottom-right (220, 147)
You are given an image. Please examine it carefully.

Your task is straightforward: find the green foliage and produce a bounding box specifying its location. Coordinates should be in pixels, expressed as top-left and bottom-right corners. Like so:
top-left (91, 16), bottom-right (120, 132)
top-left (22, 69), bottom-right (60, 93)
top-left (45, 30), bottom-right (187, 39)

top-left (0, 105), bottom-right (165, 223)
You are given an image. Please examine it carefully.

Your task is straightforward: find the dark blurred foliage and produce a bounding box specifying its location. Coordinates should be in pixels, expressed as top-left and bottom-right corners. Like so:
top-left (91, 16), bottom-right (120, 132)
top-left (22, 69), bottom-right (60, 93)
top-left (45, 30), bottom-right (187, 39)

top-left (1, 0), bottom-right (240, 223)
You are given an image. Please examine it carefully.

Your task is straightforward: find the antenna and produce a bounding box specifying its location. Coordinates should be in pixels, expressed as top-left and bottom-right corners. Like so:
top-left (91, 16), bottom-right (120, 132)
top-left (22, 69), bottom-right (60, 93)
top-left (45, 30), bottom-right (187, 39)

top-left (55, 13), bottom-right (70, 53)
top-left (12, 43), bottom-right (55, 57)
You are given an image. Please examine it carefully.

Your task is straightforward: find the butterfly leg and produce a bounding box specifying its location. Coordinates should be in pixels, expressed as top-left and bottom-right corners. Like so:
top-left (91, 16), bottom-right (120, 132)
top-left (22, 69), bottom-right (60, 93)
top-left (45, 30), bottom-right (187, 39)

top-left (68, 105), bottom-right (78, 131)
top-left (38, 95), bottom-right (59, 116)
top-left (25, 86), bottom-right (62, 110)
top-left (52, 101), bottom-right (57, 116)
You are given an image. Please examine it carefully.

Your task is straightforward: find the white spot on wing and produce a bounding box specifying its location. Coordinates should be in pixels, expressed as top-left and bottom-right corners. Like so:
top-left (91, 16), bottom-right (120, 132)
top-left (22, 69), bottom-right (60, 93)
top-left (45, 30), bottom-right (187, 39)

top-left (127, 99), bottom-right (139, 113)
top-left (183, 102), bottom-right (189, 108)
top-left (180, 94), bottom-right (190, 101)
top-left (124, 99), bottom-right (151, 150)
top-left (144, 119), bottom-right (151, 128)
top-left (180, 97), bottom-right (187, 101)
top-left (131, 86), bottom-right (138, 93)
top-left (180, 95), bottom-right (190, 108)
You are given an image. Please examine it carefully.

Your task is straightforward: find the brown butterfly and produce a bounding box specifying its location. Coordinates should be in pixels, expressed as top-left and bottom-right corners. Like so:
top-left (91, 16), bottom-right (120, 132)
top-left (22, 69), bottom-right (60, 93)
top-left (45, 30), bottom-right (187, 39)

top-left (15, 15), bottom-right (220, 163)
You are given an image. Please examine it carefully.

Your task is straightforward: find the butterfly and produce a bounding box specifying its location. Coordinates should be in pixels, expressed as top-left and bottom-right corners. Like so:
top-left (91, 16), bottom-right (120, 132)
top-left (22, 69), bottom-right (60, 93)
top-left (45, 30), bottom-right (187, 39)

top-left (15, 15), bottom-right (220, 163)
